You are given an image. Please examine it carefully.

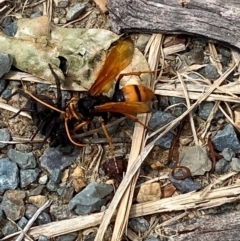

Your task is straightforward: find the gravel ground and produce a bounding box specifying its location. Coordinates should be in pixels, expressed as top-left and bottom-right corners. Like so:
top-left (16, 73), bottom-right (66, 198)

top-left (1, 1), bottom-right (240, 241)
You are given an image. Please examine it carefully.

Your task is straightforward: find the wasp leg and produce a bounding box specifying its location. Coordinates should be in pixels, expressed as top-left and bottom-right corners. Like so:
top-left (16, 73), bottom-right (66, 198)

top-left (73, 120), bottom-right (90, 132)
top-left (64, 118), bottom-right (87, 147)
top-left (100, 121), bottom-right (114, 157)
top-left (123, 113), bottom-right (154, 132)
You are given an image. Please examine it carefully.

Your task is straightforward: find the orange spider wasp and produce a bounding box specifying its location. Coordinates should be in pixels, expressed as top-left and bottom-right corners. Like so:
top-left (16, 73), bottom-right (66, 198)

top-left (23, 37), bottom-right (155, 151)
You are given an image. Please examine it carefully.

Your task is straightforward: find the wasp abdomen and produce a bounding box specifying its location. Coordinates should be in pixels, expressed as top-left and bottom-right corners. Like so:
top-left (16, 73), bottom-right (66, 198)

top-left (121, 85), bottom-right (155, 102)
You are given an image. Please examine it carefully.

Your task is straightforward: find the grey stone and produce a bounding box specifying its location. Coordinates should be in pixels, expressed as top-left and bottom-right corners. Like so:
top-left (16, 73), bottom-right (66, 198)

top-left (231, 158), bottom-right (240, 172)
top-left (46, 179), bottom-right (58, 192)
top-left (0, 53), bottom-right (13, 78)
top-left (0, 158), bottom-right (19, 192)
top-left (50, 204), bottom-right (77, 220)
top-left (221, 148), bottom-right (235, 161)
top-left (8, 149), bottom-right (36, 169)
top-left (169, 171), bottom-right (201, 193)
top-left (168, 96), bottom-right (187, 117)
top-left (0, 79), bottom-right (6, 92)
top-left (144, 238), bottom-right (161, 241)
top-left (1, 190), bottom-right (25, 220)
top-left (1, 88), bottom-right (12, 99)
top-left (154, 132), bottom-right (174, 149)
top-left (212, 124), bottom-right (240, 152)
top-left (30, 12), bottom-right (42, 18)
top-left (20, 168), bottom-right (40, 188)
top-left (0, 128), bottom-right (11, 148)
top-left (0, 206), bottom-right (4, 221)
top-left (57, 186), bottom-right (74, 204)
top-left (50, 169), bottom-right (62, 183)
top-left (58, 0), bottom-right (69, 8)
top-left (17, 216), bottom-right (28, 229)
top-left (198, 64), bottom-right (220, 79)
top-left (179, 146), bottom-right (212, 176)
top-left (129, 217), bottom-right (150, 233)
top-left (66, 3), bottom-right (86, 21)
top-left (198, 101), bottom-right (223, 120)
top-left (3, 21), bottom-right (17, 36)
top-left (38, 235), bottom-right (51, 241)
top-left (25, 204), bottom-right (51, 225)
top-left (215, 158), bottom-right (230, 174)
top-left (2, 221), bottom-right (18, 236)
top-left (28, 184), bottom-right (45, 196)
top-left (40, 146), bottom-right (80, 174)
top-left (148, 111), bottom-right (179, 149)
top-left (56, 233), bottom-right (78, 241)
top-left (68, 182), bottom-right (113, 215)
top-left (36, 83), bottom-right (50, 93)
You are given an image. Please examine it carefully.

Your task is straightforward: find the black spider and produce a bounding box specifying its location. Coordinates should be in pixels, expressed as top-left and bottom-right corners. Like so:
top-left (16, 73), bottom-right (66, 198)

top-left (6, 64), bottom-right (70, 148)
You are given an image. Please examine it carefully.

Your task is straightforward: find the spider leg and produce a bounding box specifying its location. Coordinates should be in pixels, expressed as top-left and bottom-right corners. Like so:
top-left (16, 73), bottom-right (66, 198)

top-left (48, 64), bottom-right (62, 109)
top-left (38, 119), bottom-right (56, 149)
top-left (10, 108), bottom-right (35, 119)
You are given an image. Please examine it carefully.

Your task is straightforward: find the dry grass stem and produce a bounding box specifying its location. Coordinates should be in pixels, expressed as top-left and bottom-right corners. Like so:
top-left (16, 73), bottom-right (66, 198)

top-left (0, 102), bottom-right (31, 119)
top-left (3, 71), bottom-right (87, 91)
top-left (177, 72), bottom-right (198, 145)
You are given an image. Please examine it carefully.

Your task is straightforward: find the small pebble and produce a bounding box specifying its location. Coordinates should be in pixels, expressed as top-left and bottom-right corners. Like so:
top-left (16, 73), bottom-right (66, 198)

top-left (1, 190), bottom-right (25, 220)
top-left (20, 168), bottom-right (40, 188)
top-left (148, 111), bottom-right (178, 149)
top-left (230, 158), bottom-right (240, 172)
top-left (0, 128), bottom-right (11, 148)
top-left (2, 221), bottom-right (18, 236)
top-left (46, 179), bottom-right (59, 192)
top-left (8, 149), bottom-right (36, 169)
top-left (0, 158), bottom-right (19, 192)
top-left (39, 174), bottom-right (48, 185)
top-left (169, 171), bottom-right (201, 193)
top-left (198, 64), bottom-right (220, 79)
top-left (3, 21), bottom-right (17, 36)
top-left (40, 146), bottom-right (80, 174)
top-left (198, 101), bottom-right (223, 120)
top-left (179, 146), bottom-right (212, 176)
top-left (25, 204), bottom-right (51, 225)
top-left (0, 52), bottom-right (13, 78)
top-left (144, 238), bottom-right (161, 241)
top-left (59, 18), bottom-right (67, 24)
top-left (68, 182), bottom-right (113, 215)
top-left (129, 217), bottom-right (150, 233)
top-left (50, 169), bottom-right (62, 183)
top-left (0, 79), bottom-right (6, 92)
top-left (58, 0), bottom-right (69, 8)
top-left (38, 235), bottom-right (51, 241)
top-left (66, 3), bottom-right (86, 21)
top-left (17, 217), bottom-right (28, 229)
top-left (212, 124), bottom-right (240, 152)
top-left (215, 158), bottom-right (230, 174)
top-left (221, 148), bottom-right (235, 161)
top-left (56, 233), bottom-right (78, 241)
top-left (53, 17), bottom-right (59, 24)
top-left (1, 89), bottom-right (12, 99)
